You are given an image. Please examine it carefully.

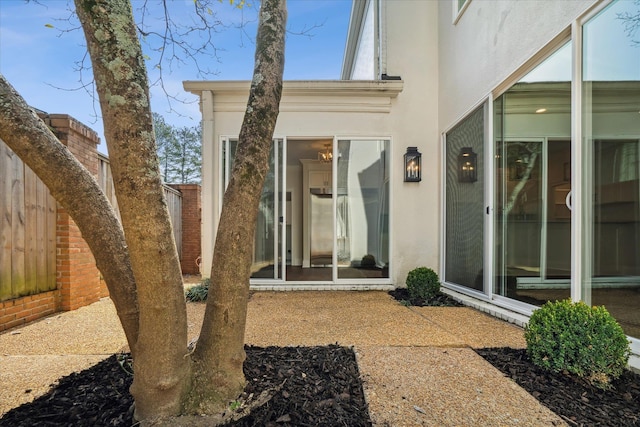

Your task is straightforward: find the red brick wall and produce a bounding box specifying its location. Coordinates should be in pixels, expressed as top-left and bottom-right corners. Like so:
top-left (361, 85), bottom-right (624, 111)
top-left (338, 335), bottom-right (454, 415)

top-left (44, 114), bottom-right (108, 310)
top-left (0, 291), bottom-right (60, 332)
top-left (170, 184), bottom-right (201, 275)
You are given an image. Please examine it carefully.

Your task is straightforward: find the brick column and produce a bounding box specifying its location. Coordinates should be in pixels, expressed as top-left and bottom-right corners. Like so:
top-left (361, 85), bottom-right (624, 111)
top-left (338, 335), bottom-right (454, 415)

top-left (43, 114), bottom-right (107, 310)
top-left (170, 184), bottom-right (202, 275)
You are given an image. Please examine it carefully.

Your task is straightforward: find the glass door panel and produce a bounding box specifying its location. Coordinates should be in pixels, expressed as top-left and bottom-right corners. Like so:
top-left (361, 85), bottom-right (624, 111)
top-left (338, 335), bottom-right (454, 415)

top-left (493, 41), bottom-right (572, 305)
top-left (336, 139), bottom-right (390, 279)
top-left (582, 0), bottom-right (640, 339)
top-left (287, 139), bottom-right (334, 282)
top-left (250, 139), bottom-right (284, 279)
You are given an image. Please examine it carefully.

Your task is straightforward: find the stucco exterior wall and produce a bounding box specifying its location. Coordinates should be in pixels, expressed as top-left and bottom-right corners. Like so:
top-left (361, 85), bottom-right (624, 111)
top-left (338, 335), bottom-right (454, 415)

top-left (437, 0), bottom-right (597, 130)
top-left (384, 0), bottom-right (441, 280)
top-left (188, 81), bottom-right (405, 283)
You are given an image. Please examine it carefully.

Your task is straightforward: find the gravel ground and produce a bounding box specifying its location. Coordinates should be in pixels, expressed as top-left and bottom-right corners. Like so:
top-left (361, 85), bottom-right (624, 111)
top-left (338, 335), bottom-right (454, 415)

top-left (357, 346), bottom-right (563, 426)
top-left (1, 291), bottom-right (565, 425)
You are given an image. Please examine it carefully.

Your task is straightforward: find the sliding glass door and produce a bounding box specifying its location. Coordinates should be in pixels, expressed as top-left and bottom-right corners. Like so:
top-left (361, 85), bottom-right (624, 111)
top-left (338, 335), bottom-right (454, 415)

top-left (222, 137), bottom-right (391, 284)
top-left (443, 0), bottom-right (639, 349)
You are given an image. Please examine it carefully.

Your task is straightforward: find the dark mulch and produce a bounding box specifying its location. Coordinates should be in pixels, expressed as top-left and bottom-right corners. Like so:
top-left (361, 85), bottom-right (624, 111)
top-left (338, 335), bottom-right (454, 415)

top-left (388, 288), bottom-right (464, 307)
top-left (476, 347), bottom-right (640, 427)
top-left (0, 345), bottom-right (371, 427)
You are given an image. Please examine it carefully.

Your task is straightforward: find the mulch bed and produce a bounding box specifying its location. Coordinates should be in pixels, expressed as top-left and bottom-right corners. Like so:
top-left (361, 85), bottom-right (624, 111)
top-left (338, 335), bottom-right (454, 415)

top-left (0, 345), bottom-right (371, 427)
top-left (388, 288), bottom-right (464, 307)
top-left (476, 347), bottom-right (640, 426)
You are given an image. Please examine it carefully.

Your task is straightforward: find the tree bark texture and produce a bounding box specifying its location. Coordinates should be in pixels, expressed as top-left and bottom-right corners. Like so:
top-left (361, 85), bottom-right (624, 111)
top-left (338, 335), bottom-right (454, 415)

top-left (74, 0), bottom-right (189, 421)
top-left (186, 0), bottom-right (287, 415)
top-left (0, 74), bottom-right (140, 354)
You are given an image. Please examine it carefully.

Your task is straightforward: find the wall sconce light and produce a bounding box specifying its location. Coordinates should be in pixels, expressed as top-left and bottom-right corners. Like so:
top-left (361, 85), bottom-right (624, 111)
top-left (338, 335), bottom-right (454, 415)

top-left (458, 147), bottom-right (477, 182)
top-left (404, 146), bottom-right (421, 182)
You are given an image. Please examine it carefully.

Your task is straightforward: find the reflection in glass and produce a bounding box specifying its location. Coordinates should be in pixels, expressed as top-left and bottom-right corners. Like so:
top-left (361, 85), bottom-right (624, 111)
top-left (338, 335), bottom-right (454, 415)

top-left (582, 0), bottom-right (640, 339)
top-left (494, 41), bottom-right (572, 305)
top-left (337, 140), bottom-right (390, 279)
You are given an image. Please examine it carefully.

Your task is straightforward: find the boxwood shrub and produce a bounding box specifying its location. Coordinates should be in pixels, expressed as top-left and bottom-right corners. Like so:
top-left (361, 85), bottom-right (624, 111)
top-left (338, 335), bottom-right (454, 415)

top-left (406, 267), bottom-right (440, 300)
top-left (524, 299), bottom-right (630, 388)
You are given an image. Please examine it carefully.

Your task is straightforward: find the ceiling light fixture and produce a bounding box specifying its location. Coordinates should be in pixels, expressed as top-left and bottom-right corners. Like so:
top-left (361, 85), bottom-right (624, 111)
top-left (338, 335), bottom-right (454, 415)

top-left (318, 144), bottom-right (333, 162)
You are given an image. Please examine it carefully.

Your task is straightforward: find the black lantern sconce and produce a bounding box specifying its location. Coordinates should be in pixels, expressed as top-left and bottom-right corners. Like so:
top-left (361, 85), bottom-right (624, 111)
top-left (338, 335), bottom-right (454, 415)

top-left (404, 147), bottom-right (422, 182)
top-left (458, 147), bottom-right (477, 183)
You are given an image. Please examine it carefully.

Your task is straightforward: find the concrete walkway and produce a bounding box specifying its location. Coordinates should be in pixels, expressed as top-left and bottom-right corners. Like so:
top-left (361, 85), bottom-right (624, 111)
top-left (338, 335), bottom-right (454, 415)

top-left (0, 291), bottom-right (566, 426)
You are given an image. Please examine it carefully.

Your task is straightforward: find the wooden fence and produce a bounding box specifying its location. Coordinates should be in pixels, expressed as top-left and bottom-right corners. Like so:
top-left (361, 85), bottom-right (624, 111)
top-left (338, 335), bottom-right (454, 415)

top-left (0, 142), bottom-right (57, 302)
top-left (97, 154), bottom-right (182, 258)
top-left (0, 143), bottom-right (182, 303)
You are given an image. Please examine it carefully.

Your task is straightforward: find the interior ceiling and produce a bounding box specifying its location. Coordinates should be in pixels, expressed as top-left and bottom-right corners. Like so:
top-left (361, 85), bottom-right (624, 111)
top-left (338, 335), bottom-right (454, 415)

top-left (286, 139), bottom-right (334, 166)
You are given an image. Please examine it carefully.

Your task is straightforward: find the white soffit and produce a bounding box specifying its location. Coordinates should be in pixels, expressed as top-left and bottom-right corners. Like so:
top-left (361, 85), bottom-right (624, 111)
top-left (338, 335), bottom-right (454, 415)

top-left (183, 80), bottom-right (403, 113)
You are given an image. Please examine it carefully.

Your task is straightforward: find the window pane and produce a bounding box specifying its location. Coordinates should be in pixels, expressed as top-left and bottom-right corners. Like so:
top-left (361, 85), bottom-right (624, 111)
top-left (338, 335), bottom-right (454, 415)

top-left (494, 42), bottom-right (572, 305)
top-left (337, 140), bottom-right (390, 279)
top-left (582, 0), bottom-right (640, 339)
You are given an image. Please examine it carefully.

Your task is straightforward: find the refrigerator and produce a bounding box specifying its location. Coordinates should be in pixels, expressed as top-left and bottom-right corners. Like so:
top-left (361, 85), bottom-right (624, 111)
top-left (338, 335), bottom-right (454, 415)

top-left (309, 192), bottom-right (333, 267)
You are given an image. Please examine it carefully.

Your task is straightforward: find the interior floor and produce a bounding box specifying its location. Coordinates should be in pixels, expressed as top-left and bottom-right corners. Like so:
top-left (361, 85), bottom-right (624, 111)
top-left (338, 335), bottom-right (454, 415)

top-left (251, 265), bottom-right (387, 281)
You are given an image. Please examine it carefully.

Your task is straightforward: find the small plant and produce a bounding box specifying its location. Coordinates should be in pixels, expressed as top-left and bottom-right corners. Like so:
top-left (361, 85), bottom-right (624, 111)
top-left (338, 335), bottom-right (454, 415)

top-left (185, 278), bottom-right (210, 302)
top-left (525, 299), bottom-right (630, 388)
top-left (116, 353), bottom-right (133, 376)
top-left (406, 267), bottom-right (440, 300)
top-left (229, 400), bottom-right (242, 411)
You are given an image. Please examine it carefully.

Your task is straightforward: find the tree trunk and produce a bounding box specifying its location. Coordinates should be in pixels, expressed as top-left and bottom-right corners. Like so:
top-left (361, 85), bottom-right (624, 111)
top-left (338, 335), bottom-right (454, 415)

top-left (0, 75), bottom-right (140, 355)
top-left (185, 0), bottom-right (287, 414)
top-left (74, 0), bottom-right (189, 421)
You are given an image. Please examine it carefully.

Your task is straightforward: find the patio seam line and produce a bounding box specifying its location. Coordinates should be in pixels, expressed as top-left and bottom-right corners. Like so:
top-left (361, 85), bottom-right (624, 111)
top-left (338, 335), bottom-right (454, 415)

top-left (404, 305), bottom-right (473, 346)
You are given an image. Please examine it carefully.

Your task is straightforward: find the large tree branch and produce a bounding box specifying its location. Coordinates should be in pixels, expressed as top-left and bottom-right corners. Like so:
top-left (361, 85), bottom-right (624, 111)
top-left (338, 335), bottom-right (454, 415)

top-left (74, 0), bottom-right (189, 421)
top-left (186, 0), bottom-right (286, 415)
top-left (0, 74), bottom-right (139, 352)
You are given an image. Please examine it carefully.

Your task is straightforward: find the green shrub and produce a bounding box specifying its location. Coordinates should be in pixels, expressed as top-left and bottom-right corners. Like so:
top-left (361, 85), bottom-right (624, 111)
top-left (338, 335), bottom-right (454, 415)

top-left (524, 299), bottom-right (630, 388)
top-left (406, 267), bottom-right (440, 300)
top-left (185, 278), bottom-right (210, 302)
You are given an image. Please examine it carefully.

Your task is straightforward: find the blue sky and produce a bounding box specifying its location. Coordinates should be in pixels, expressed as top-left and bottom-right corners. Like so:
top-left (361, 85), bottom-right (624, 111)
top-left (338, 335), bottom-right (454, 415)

top-left (0, 0), bottom-right (352, 153)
